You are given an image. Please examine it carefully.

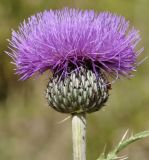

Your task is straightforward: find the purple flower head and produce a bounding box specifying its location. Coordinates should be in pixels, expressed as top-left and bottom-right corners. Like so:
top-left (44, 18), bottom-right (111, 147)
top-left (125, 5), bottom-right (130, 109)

top-left (7, 8), bottom-right (142, 80)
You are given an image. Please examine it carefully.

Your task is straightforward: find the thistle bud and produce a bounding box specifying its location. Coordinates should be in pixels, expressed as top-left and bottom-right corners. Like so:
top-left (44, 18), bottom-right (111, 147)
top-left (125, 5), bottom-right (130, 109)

top-left (46, 67), bottom-right (109, 113)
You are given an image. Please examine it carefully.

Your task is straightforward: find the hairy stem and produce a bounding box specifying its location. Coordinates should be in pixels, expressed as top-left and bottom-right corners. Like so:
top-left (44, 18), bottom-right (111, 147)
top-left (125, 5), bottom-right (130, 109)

top-left (72, 113), bottom-right (86, 160)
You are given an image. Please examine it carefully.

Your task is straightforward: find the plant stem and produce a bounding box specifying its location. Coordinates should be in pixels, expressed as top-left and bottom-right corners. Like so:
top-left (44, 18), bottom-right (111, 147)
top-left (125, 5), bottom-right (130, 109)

top-left (72, 113), bottom-right (86, 160)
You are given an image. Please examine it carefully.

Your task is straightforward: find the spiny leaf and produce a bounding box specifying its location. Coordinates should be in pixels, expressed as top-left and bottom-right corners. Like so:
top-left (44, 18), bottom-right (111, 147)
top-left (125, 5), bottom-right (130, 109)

top-left (114, 130), bottom-right (149, 154)
top-left (97, 130), bottom-right (149, 160)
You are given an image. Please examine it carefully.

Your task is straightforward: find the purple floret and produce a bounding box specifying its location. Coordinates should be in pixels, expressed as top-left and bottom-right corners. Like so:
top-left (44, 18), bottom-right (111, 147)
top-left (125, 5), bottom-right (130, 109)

top-left (7, 8), bottom-right (142, 80)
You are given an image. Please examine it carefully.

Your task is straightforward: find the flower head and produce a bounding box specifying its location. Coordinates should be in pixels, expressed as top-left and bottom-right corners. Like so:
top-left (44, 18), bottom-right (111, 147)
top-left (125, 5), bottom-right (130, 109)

top-left (7, 8), bottom-right (141, 80)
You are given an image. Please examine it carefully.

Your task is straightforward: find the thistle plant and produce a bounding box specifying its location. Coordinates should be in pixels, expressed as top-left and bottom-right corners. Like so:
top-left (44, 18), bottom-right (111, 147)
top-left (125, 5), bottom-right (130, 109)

top-left (6, 8), bottom-right (148, 160)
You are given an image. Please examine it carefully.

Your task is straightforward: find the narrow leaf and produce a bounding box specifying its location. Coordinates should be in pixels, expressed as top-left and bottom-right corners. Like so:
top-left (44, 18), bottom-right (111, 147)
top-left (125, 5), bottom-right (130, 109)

top-left (97, 130), bottom-right (149, 160)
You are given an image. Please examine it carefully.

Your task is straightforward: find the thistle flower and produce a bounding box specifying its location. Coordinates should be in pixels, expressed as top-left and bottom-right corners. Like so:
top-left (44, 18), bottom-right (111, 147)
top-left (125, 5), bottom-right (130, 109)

top-left (7, 8), bottom-right (142, 113)
top-left (6, 8), bottom-right (143, 160)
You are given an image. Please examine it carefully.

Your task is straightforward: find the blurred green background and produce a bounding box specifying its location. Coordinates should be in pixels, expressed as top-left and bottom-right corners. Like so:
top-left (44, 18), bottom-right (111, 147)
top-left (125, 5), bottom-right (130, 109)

top-left (0, 0), bottom-right (149, 159)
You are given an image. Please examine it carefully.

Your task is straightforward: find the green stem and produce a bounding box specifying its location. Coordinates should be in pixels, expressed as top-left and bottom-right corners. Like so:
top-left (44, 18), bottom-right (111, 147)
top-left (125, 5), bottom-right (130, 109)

top-left (72, 113), bottom-right (86, 160)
